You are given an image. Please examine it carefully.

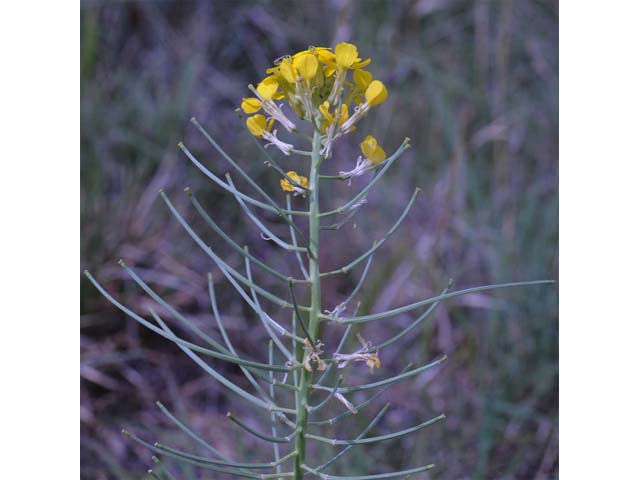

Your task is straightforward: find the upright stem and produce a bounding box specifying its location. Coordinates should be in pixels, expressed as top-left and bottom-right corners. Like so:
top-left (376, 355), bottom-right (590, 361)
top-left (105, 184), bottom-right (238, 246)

top-left (294, 129), bottom-right (322, 478)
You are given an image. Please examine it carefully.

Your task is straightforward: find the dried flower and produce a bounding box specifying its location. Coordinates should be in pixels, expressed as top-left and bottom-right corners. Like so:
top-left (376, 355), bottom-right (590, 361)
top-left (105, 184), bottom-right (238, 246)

top-left (333, 334), bottom-right (381, 372)
top-left (303, 338), bottom-right (327, 372)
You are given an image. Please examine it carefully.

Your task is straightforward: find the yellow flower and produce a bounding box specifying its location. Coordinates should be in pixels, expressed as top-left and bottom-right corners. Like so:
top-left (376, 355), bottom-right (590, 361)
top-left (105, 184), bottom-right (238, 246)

top-left (316, 48), bottom-right (336, 64)
top-left (336, 104), bottom-right (349, 125)
top-left (294, 53), bottom-right (319, 81)
top-left (277, 57), bottom-right (296, 83)
top-left (335, 42), bottom-right (359, 68)
top-left (280, 171), bottom-right (309, 192)
top-left (319, 101), bottom-right (333, 123)
top-left (365, 80), bottom-right (387, 107)
top-left (246, 114), bottom-right (274, 137)
top-left (276, 49), bottom-right (323, 84)
top-left (245, 42), bottom-right (386, 148)
top-left (354, 69), bottom-right (373, 91)
top-left (319, 101), bottom-right (349, 133)
top-left (360, 135), bottom-right (387, 164)
top-left (241, 97), bottom-right (262, 114)
top-left (256, 75), bottom-right (280, 100)
top-left (321, 42), bottom-right (371, 78)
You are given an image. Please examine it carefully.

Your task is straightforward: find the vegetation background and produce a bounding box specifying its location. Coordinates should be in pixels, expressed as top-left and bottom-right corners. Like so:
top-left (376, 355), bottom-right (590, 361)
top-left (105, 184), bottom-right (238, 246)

top-left (80, 0), bottom-right (558, 478)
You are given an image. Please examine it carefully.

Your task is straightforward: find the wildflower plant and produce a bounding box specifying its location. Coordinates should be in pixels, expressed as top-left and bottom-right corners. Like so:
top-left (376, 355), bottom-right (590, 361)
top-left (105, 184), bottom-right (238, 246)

top-left (85, 42), bottom-right (552, 479)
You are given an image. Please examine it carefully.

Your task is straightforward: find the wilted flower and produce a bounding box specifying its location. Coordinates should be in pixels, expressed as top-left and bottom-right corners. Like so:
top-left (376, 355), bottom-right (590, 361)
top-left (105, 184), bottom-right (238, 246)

top-left (333, 334), bottom-right (381, 372)
top-left (303, 338), bottom-right (327, 372)
top-left (280, 171), bottom-right (309, 196)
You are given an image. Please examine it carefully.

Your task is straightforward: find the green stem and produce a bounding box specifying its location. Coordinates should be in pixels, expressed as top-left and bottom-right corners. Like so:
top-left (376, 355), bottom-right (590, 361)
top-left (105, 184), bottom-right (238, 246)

top-left (294, 128), bottom-right (322, 479)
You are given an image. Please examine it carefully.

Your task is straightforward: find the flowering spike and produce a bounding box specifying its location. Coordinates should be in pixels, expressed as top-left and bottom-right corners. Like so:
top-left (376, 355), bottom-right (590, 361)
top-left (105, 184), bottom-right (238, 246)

top-left (84, 36), bottom-right (557, 480)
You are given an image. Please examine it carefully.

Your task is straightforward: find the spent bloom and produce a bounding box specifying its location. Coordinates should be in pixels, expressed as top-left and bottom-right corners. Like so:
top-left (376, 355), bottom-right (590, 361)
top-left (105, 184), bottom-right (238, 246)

top-left (280, 171), bottom-right (309, 196)
top-left (333, 334), bottom-right (381, 372)
top-left (239, 42), bottom-right (391, 175)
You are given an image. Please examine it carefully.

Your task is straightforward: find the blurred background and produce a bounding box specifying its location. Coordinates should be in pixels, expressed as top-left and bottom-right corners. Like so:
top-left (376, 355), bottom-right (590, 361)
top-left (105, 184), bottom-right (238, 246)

top-left (80, 0), bottom-right (558, 478)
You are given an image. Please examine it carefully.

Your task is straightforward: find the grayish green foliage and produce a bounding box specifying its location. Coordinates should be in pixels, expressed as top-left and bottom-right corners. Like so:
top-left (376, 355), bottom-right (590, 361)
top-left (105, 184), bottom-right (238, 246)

top-left (86, 117), bottom-right (552, 479)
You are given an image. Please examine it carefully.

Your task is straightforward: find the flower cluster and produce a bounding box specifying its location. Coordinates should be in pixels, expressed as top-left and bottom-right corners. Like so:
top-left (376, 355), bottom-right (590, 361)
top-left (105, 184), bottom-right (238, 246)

top-left (240, 42), bottom-right (389, 176)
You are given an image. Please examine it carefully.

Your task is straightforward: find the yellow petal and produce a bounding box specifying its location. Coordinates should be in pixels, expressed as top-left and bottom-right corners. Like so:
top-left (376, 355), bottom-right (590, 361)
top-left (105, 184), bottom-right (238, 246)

top-left (256, 76), bottom-right (279, 100)
top-left (360, 135), bottom-right (387, 164)
top-left (291, 49), bottom-right (311, 60)
top-left (335, 42), bottom-right (358, 68)
top-left (365, 80), bottom-right (388, 106)
top-left (316, 48), bottom-right (336, 64)
top-left (337, 104), bottom-right (349, 125)
top-left (279, 58), bottom-right (296, 83)
top-left (280, 171), bottom-right (308, 192)
top-left (354, 69), bottom-right (373, 91)
top-left (353, 58), bottom-right (371, 69)
top-left (319, 101), bottom-right (333, 123)
top-left (246, 114), bottom-right (268, 137)
top-left (360, 135), bottom-right (378, 158)
top-left (369, 145), bottom-right (387, 164)
top-left (294, 53), bottom-right (318, 81)
top-left (241, 97), bottom-right (262, 114)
